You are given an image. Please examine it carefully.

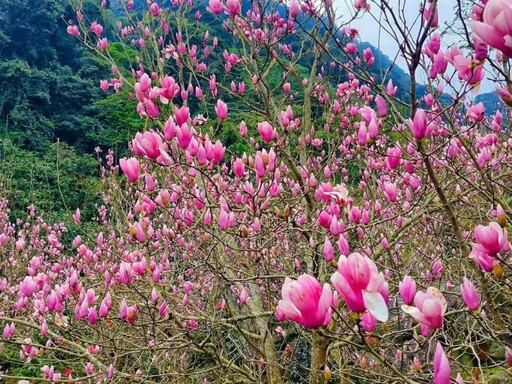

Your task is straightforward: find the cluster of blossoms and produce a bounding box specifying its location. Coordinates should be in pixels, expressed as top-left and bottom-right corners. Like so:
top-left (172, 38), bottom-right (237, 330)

top-left (1, 0), bottom-right (510, 383)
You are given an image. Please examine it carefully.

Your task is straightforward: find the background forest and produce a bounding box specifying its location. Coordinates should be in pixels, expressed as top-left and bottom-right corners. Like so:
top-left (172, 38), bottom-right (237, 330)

top-left (0, 0), bottom-right (143, 221)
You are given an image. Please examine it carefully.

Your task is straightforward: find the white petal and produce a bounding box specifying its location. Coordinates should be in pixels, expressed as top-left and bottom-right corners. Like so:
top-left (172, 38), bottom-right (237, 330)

top-left (363, 291), bottom-right (388, 322)
top-left (401, 304), bottom-right (425, 324)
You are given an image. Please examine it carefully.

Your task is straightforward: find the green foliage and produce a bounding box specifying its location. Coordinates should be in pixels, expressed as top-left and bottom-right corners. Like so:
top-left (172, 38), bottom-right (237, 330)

top-left (107, 42), bottom-right (138, 72)
top-left (0, 0), bottom-right (65, 67)
top-left (89, 88), bottom-right (144, 154)
top-left (0, 60), bottom-right (104, 151)
top-left (0, 0), bottom-right (115, 152)
top-left (0, 139), bottom-right (101, 222)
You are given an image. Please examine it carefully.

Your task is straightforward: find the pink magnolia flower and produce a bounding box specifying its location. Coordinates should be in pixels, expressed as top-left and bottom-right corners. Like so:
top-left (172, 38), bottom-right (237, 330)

top-left (2, 323), bottom-right (15, 339)
top-left (144, 100), bottom-right (159, 118)
top-left (126, 305), bottom-right (139, 324)
top-left (20, 276), bottom-right (38, 297)
top-left (470, 245), bottom-right (498, 272)
top-left (211, 140), bottom-right (225, 165)
top-left (453, 55), bottom-right (484, 86)
top-left (207, 0), bottom-right (223, 15)
top-left (100, 80), bottom-right (109, 92)
top-left (399, 275), bottom-right (416, 305)
top-left (467, 103), bottom-right (485, 122)
top-left (257, 122), bottom-right (276, 142)
top-left (133, 131), bottom-right (162, 159)
top-left (239, 287), bottom-right (249, 304)
top-left (99, 294), bottom-right (111, 318)
top-left (215, 99), bottom-right (228, 121)
top-left (383, 182), bottom-right (397, 202)
top-left (433, 52), bottom-right (448, 75)
top-left (97, 37), bottom-right (108, 51)
top-left (108, 364), bottom-right (115, 379)
top-left (90, 21), bottom-right (103, 36)
top-left (434, 343), bottom-right (451, 384)
top-left (460, 277), bottom-right (480, 311)
top-left (344, 43), bottom-right (357, 54)
top-left (232, 158), bottom-right (245, 177)
top-left (473, 221), bottom-right (509, 255)
top-left (506, 347), bottom-right (512, 367)
top-left (354, 0), bottom-right (369, 11)
top-left (471, 0), bottom-right (512, 58)
top-left (410, 108), bottom-right (427, 140)
top-left (426, 33), bottom-right (441, 57)
top-left (356, 122), bottom-right (367, 145)
top-left (323, 236), bottom-right (334, 262)
top-left (331, 253), bottom-right (389, 321)
top-left (218, 210), bottom-right (229, 230)
top-left (289, 0), bottom-right (300, 19)
top-left (225, 0), bottom-right (240, 16)
top-left (423, 3), bottom-right (438, 28)
top-left (239, 121), bottom-right (248, 137)
top-left (473, 36), bottom-right (489, 61)
top-left (401, 287), bottom-right (447, 329)
top-left (73, 208), bottom-right (81, 223)
top-left (496, 86), bottom-right (512, 106)
top-left (176, 123), bottom-right (193, 150)
top-left (375, 95), bottom-right (387, 117)
top-left (276, 274), bottom-right (333, 329)
top-left (174, 106), bottom-right (190, 127)
top-left (361, 312), bottom-right (376, 332)
top-left (150, 2), bottom-right (161, 16)
top-left (119, 157), bottom-right (140, 182)
top-left (431, 260), bottom-right (444, 278)
top-left (386, 146), bottom-right (401, 169)
top-left (67, 25), bottom-right (80, 36)
top-left (386, 79), bottom-right (397, 96)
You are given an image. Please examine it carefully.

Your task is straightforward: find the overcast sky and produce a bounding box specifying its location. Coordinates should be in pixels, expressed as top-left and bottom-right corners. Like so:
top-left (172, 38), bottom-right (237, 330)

top-left (332, 0), bottom-right (494, 94)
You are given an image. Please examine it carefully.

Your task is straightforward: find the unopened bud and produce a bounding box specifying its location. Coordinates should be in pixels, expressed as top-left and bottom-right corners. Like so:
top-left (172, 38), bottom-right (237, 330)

top-left (366, 336), bottom-right (378, 347)
top-left (283, 204), bottom-right (290, 218)
top-left (493, 264), bottom-right (503, 279)
top-left (497, 215), bottom-right (507, 228)
top-left (324, 365), bottom-right (332, 382)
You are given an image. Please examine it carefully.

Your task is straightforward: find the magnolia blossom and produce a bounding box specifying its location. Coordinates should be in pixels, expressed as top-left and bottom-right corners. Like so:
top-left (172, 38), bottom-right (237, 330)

top-left (225, 0), bottom-right (240, 17)
top-left (399, 275), bottom-right (416, 305)
top-left (402, 287), bottom-right (447, 329)
top-left (67, 25), bottom-right (80, 36)
top-left (469, 245), bottom-right (497, 272)
top-left (460, 277), bottom-right (480, 311)
top-left (410, 108), bottom-right (427, 140)
top-left (434, 343), bottom-right (451, 384)
top-left (119, 157), bottom-right (140, 182)
top-left (276, 274), bottom-right (333, 329)
top-left (215, 99), bottom-right (228, 120)
top-left (471, 0), bottom-right (512, 57)
top-left (331, 253), bottom-right (389, 321)
top-left (473, 221), bottom-right (509, 255)
top-left (257, 121), bottom-right (276, 142)
top-left (207, 0), bottom-right (223, 15)
top-left (289, 0), bottom-right (300, 19)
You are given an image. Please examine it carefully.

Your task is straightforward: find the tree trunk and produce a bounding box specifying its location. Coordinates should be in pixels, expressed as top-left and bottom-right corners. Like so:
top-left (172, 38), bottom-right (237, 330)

top-left (310, 331), bottom-right (330, 384)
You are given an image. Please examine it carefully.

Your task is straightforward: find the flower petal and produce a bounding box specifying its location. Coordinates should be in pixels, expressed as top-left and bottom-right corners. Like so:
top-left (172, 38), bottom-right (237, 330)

top-left (363, 291), bottom-right (388, 322)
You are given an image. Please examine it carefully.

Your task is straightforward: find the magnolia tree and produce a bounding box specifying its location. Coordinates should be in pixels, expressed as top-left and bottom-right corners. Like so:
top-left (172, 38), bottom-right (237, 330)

top-left (1, 0), bottom-right (512, 382)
